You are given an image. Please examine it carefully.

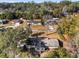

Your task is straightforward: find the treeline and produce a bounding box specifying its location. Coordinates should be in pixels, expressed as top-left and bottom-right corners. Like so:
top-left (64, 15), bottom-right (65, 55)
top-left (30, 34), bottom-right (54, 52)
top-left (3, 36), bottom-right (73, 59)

top-left (0, 0), bottom-right (79, 20)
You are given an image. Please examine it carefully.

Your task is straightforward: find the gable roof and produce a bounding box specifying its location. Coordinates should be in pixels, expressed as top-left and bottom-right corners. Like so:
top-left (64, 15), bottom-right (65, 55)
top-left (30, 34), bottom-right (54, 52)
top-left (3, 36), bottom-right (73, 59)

top-left (27, 37), bottom-right (59, 48)
top-left (41, 38), bottom-right (59, 47)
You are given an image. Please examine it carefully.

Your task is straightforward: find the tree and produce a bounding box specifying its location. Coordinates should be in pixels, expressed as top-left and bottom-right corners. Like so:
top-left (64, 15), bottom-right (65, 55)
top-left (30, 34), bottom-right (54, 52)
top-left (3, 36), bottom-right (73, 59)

top-left (60, 0), bottom-right (71, 5)
top-left (57, 47), bottom-right (70, 58)
top-left (41, 47), bottom-right (70, 58)
top-left (57, 16), bottom-right (77, 40)
top-left (0, 26), bottom-right (32, 57)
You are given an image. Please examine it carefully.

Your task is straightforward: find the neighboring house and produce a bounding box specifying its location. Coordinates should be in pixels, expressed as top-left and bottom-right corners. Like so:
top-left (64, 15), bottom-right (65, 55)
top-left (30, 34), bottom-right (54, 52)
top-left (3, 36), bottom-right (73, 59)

top-left (0, 20), bottom-right (3, 24)
top-left (14, 22), bottom-right (20, 28)
top-left (26, 20), bottom-right (41, 25)
top-left (45, 18), bottom-right (59, 32)
top-left (0, 19), bottom-right (8, 24)
top-left (27, 18), bottom-right (59, 33)
top-left (26, 18), bottom-right (59, 26)
top-left (11, 19), bottom-right (23, 28)
top-left (45, 18), bottom-right (59, 25)
top-left (43, 15), bottom-right (52, 20)
top-left (12, 19), bottom-right (23, 24)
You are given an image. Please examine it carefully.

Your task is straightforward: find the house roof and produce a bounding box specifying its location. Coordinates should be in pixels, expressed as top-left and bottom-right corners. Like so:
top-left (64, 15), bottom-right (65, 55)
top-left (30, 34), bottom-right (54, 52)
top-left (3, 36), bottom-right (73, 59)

top-left (41, 38), bottom-right (59, 47)
top-left (0, 19), bottom-right (6, 22)
top-left (47, 18), bottom-right (59, 22)
top-left (33, 19), bottom-right (41, 21)
top-left (26, 20), bottom-right (41, 24)
top-left (12, 19), bottom-right (20, 23)
top-left (31, 25), bottom-right (48, 31)
top-left (27, 37), bottom-right (59, 48)
top-left (0, 20), bottom-right (3, 22)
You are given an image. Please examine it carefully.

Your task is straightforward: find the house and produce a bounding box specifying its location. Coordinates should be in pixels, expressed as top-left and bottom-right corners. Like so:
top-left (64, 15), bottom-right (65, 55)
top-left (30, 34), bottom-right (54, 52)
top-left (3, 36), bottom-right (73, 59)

top-left (18, 37), bottom-right (61, 56)
top-left (26, 20), bottom-right (41, 25)
top-left (45, 18), bottom-right (59, 25)
top-left (26, 18), bottom-right (59, 34)
top-left (0, 20), bottom-right (3, 24)
top-left (46, 25), bottom-right (57, 32)
top-left (17, 30), bottom-right (63, 56)
top-left (11, 19), bottom-right (23, 24)
top-left (0, 19), bottom-right (8, 24)
top-left (43, 15), bottom-right (52, 20)
top-left (44, 18), bottom-right (59, 32)
top-left (10, 19), bottom-right (23, 28)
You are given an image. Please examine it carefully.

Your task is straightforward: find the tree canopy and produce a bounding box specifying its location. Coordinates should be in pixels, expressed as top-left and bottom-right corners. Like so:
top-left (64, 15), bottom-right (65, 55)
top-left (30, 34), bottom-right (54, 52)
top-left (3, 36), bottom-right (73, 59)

top-left (0, 1), bottom-right (79, 20)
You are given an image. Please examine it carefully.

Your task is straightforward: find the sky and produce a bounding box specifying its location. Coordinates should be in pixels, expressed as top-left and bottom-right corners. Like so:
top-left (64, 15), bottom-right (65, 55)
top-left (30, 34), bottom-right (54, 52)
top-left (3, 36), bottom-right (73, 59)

top-left (0, 0), bottom-right (79, 3)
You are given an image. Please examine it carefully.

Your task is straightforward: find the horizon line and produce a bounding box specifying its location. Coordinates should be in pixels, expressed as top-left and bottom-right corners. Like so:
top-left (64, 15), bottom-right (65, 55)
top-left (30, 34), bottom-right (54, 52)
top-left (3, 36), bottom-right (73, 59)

top-left (0, 0), bottom-right (79, 3)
